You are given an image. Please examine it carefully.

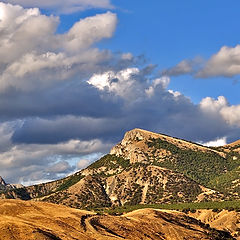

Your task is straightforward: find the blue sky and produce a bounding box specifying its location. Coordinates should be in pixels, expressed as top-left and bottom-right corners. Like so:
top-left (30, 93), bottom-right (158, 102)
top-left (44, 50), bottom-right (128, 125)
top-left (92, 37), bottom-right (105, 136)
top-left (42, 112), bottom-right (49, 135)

top-left (54, 0), bottom-right (240, 104)
top-left (113, 1), bottom-right (240, 104)
top-left (0, 0), bottom-right (240, 184)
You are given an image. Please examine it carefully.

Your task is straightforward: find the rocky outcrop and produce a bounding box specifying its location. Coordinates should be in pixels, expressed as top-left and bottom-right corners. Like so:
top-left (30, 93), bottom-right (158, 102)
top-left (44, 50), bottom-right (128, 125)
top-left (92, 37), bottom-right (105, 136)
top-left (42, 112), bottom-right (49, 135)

top-left (110, 128), bottom-right (162, 163)
top-left (110, 128), bottom-right (225, 164)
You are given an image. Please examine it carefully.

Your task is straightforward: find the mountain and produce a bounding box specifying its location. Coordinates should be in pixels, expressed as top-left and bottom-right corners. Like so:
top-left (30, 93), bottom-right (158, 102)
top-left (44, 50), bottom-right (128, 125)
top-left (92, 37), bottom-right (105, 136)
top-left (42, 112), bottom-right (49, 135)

top-left (0, 176), bottom-right (23, 191)
top-left (0, 199), bottom-right (234, 240)
top-left (110, 128), bottom-right (240, 198)
top-left (1, 128), bottom-right (240, 209)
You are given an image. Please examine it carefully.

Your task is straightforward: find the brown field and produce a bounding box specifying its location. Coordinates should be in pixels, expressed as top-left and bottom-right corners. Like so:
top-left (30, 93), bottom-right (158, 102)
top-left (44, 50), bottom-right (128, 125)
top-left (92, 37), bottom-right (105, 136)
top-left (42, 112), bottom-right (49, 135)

top-left (0, 199), bottom-right (233, 240)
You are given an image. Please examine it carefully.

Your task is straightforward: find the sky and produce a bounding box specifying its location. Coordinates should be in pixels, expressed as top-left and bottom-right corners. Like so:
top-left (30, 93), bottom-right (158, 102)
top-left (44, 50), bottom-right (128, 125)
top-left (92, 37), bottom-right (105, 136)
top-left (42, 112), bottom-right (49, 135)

top-left (0, 0), bottom-right (240, 184)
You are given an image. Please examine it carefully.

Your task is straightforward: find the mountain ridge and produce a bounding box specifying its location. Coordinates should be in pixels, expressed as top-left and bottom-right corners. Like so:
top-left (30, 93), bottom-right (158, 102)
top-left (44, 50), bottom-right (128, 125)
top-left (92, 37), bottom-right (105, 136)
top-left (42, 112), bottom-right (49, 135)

top-left (110, 128), bottom-right (227, 163)
top-left (0, 176), bottom-right (23, 191)
top-left (1, 128), bottom-right (240, 209)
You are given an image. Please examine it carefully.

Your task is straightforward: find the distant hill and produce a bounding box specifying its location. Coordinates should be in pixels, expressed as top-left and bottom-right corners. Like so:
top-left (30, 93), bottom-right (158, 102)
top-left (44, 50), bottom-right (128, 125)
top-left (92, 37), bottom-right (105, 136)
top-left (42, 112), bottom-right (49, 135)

top-left (0, 176), bottom-right (23, 191)
top-left (1, 128), bottom-right (240, 209)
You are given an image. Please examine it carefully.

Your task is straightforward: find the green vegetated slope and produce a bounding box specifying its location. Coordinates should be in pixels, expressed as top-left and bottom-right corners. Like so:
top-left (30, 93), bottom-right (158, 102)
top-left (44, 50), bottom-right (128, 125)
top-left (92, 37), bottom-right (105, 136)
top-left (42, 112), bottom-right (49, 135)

top-left (209, 165), bottom-right (240, 194)
top-left (85, 154), bottom-right (222, 205)
top-left (146, 137), bottom-right (240, 194)
top-left (88, 154), bottom-right (131, 174)
top-left (99, 200), bottom-right (240, 215)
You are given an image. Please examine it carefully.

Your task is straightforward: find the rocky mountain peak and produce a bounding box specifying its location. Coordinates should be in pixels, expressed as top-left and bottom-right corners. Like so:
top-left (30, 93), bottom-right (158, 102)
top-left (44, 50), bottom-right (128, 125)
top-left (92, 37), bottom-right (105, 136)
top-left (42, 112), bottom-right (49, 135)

top-left (110, 128), bottom-right (196, 164)
top-left (110, 128), bottom-right (226, 164)
top-left (121, 128), bottom-right (160, 145)
top-left (110, 128), bottom-right (159, 164)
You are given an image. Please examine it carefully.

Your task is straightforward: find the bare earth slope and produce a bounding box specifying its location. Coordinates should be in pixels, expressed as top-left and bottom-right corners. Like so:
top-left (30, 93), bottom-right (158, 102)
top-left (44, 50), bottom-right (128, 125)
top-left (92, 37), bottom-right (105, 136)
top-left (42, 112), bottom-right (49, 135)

top-left (0, 200), bottom-right (234, 240)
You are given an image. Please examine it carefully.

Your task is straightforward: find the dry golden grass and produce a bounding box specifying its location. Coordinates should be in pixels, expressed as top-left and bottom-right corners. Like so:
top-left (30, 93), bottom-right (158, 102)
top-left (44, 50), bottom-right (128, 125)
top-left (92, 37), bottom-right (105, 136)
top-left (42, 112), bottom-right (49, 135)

top-left (0, 200), bottom-right (233, 240)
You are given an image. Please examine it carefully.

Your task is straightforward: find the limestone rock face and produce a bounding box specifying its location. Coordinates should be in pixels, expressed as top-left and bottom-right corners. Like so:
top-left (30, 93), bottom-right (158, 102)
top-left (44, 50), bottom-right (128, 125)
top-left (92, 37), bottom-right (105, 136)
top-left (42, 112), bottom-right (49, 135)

top-left (110, 128), bottom-right (160, 163)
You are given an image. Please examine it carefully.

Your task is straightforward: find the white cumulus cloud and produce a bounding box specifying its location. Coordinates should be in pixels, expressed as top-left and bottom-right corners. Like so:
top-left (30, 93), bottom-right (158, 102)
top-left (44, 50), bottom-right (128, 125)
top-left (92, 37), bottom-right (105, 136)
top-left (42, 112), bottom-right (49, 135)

top-left (88, 68), bottom-right (140, 98)
top-left (63, 11), bottom-right (117, 52)
top-left (200, 96), bottom-right (240, 127)
top-left (0, 2), bottom-right (117, 92)
top-left (200, 137), bottom-right (227, 147)
top-left (197, 45), bottom-right (240, 78)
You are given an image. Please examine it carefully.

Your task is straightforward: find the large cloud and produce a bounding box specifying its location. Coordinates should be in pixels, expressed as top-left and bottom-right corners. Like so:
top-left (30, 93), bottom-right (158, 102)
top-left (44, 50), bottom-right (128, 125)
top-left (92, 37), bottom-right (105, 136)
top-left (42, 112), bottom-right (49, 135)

top-left (0, 121), bottom-right (111, 184)
top-left (11, 69), bottom-right (239, 146)
top-left (0, 2), bottom-right (117, 79)
top-left (0, 2), bottom-right (240, 184)
top-left (2, 0), bottom-right (113, 13)
top-left (0, 2), bottom-right (120, 183)
top-left (197, 45), bottom-right (240, 78)
top-left (164, 45), bottom-right (240, 78)
top-left (200, 96), bottom-right (240, 127)
top-left (0, 3), bottom-right (117, 94)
